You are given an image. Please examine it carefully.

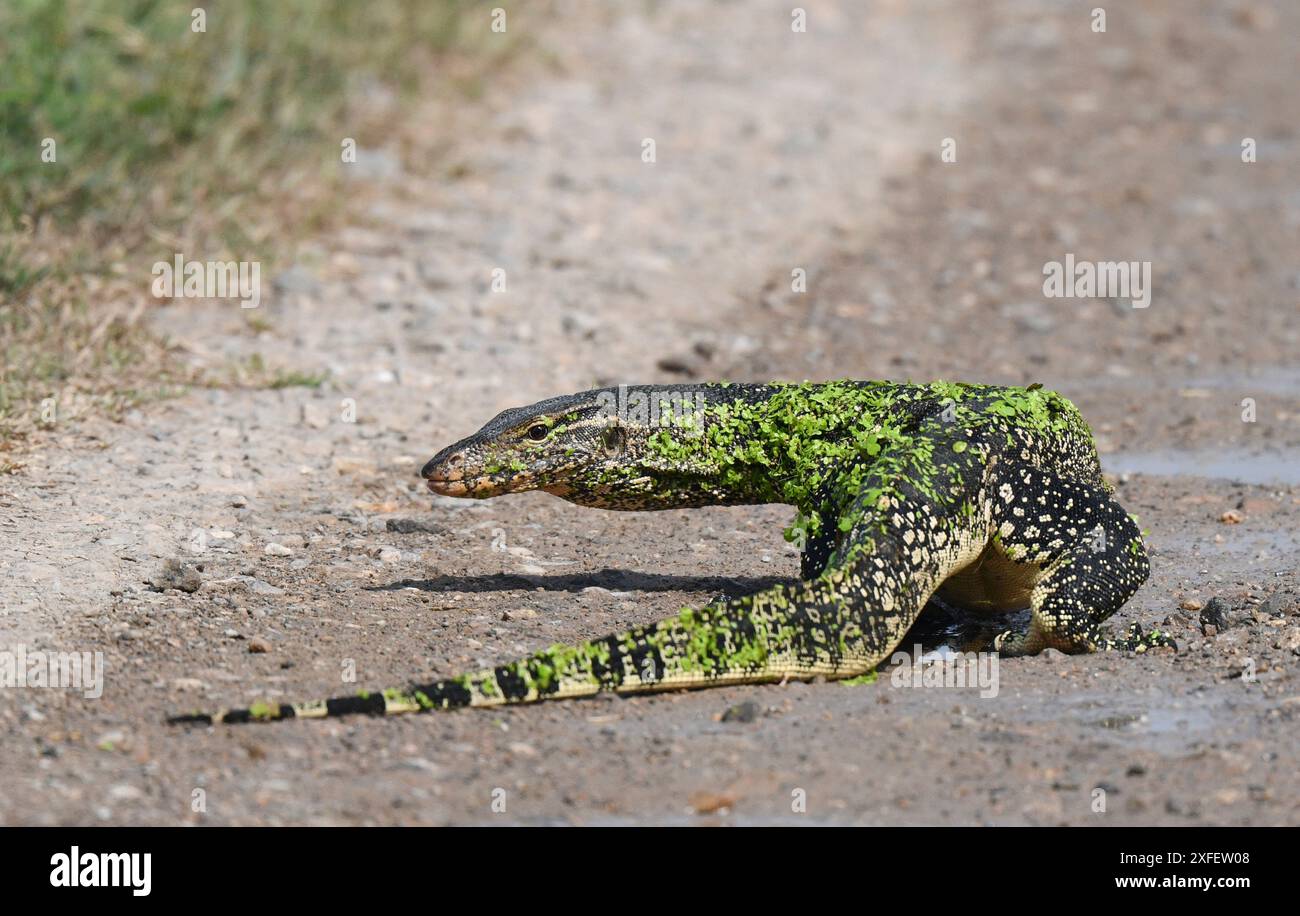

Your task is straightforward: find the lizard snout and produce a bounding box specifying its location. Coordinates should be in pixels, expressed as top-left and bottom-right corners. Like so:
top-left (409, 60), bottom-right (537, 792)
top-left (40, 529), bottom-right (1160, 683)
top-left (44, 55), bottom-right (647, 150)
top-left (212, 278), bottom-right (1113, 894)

top-left (421, 449), bottom-right (463, 480)
top-left (422, 447), bottom-right (470, 494)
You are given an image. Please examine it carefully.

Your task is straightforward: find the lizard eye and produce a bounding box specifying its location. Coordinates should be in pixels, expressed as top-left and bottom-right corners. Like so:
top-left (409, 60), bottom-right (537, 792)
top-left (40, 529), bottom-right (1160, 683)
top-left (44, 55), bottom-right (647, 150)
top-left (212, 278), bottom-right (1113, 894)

top-left (600, 424), bottom-right (626, 456)
top-left (526, 423), bottom-right (548, 441)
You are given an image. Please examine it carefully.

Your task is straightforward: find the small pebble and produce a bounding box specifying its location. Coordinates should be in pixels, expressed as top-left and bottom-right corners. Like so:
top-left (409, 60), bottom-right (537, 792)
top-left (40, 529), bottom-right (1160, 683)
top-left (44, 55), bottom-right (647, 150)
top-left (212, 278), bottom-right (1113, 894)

top-left (721, 701), bottom-right (760, 723)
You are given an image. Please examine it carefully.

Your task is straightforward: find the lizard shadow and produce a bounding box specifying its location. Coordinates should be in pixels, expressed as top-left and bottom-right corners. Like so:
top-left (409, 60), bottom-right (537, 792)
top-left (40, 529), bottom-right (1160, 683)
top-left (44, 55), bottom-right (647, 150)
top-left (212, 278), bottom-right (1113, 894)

top-left (369, 572), bottom-right (1014, 654)
top-left (370, 568), bottom-right (792, 596)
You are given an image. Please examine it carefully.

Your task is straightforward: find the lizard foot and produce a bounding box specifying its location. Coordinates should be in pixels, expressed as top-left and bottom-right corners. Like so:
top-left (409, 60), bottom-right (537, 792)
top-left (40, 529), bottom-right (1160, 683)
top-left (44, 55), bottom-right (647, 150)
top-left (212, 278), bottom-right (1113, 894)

top-left (1102, 622), bottom-right (1177, 653)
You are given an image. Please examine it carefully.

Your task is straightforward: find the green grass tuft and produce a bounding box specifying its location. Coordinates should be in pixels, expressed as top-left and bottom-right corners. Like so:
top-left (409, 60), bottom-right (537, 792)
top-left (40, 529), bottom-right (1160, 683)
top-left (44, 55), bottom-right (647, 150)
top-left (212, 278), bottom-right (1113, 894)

top-left (0, 0), bottom-right (512, 442)
top-left (0, 0), bottom-right (485, 231)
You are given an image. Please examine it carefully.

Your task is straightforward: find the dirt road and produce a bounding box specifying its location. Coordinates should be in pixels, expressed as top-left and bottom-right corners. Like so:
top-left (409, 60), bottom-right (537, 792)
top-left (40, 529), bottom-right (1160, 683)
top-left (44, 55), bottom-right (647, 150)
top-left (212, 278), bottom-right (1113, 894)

top-left (2, 0), bottom-right (1297, 825)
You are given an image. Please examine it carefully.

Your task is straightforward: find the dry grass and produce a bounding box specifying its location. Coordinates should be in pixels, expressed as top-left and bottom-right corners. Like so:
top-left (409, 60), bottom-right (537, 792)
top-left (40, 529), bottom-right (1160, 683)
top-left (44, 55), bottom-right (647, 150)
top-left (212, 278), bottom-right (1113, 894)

top-left (0, 0), bottom-right (519, 446)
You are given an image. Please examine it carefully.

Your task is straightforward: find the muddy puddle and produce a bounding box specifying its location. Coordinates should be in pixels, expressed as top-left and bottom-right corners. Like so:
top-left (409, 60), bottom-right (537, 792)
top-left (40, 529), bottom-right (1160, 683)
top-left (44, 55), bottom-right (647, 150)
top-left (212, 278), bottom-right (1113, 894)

top-left (1069, 367), bottom-right (1300, 398)
top-left (1036, 689), bottom-right (1261, 756)
top-left (1105, 449), bottom-right (1300, 486)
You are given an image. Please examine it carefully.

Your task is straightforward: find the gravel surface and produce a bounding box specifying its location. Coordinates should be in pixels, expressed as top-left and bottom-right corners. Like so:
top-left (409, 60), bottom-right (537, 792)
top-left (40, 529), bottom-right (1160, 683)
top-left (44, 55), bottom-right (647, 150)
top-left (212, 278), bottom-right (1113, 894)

top-left (2, 0), bottom-right (1297, 825)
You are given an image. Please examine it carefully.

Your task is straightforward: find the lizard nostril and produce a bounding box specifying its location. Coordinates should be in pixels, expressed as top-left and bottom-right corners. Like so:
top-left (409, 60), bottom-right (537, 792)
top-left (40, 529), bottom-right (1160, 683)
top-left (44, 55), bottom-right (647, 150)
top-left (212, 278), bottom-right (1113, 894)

top-left (421, 450), bottom-right (465, 480)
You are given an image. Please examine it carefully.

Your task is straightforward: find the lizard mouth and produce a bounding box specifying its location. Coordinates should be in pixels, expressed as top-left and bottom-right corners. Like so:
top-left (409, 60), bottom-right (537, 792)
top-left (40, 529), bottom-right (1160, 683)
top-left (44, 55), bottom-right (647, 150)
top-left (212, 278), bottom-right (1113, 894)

top-left (427, 472), bottom-right (545, 497)
top-left (426, 474), bottom-right (495, 496)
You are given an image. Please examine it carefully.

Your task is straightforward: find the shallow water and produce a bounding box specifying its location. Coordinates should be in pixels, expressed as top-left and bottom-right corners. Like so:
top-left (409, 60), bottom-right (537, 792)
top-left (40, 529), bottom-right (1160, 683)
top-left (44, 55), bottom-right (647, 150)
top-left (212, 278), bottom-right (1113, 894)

top-left (1105, 448), bottom-right (1300, 486)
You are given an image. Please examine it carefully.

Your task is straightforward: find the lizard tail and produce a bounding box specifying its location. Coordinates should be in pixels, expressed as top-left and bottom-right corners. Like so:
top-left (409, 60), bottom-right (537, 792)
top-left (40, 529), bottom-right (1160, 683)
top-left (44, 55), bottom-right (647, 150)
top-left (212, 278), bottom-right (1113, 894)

top-left (168, 591), bottom-right (866, 725)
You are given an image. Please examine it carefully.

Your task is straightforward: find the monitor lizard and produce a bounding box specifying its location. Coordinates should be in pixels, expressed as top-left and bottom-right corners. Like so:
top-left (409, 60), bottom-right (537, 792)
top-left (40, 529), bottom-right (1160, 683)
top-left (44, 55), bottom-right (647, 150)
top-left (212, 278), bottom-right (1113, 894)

top-left (170, 380), bottom-right (1172, 724)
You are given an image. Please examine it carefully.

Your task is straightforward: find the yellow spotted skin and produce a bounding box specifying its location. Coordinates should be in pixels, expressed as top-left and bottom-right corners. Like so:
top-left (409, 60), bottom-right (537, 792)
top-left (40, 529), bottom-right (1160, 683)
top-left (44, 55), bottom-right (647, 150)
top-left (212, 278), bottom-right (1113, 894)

top-left (169, 380), bottom-right (1172, 726)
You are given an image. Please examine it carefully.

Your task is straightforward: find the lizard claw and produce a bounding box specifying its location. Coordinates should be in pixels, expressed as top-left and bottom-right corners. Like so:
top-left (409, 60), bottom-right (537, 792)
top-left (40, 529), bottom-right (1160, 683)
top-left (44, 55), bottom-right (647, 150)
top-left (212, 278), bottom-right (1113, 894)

top-left (1107, 622), bottom-right (1177, 653)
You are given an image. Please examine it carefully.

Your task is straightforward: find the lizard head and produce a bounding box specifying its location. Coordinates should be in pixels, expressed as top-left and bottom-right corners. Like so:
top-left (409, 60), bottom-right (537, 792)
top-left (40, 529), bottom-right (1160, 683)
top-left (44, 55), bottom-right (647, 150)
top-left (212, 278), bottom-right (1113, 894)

top-left (421, 385), bottom-right (723, 508)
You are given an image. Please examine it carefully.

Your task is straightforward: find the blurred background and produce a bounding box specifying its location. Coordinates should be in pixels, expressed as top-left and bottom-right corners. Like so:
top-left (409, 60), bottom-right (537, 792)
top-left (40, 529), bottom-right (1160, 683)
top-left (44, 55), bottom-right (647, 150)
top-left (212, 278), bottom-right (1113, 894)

top-left (1, 0), bottom-right (503, 440)
top-left (3, 0), bottom-right (1296, 465)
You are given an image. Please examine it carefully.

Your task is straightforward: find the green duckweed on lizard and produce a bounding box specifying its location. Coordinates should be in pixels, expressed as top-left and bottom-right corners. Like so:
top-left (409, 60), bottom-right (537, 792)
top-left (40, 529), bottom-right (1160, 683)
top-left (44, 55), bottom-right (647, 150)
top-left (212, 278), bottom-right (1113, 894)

top-left (170, 380), bottom-right (1173, 725)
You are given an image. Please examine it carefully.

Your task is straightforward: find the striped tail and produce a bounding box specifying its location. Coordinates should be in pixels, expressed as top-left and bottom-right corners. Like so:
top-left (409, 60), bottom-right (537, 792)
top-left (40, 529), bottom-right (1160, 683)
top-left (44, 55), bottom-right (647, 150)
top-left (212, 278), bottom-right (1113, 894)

top-left (167, 577), bottom-right (890, 725)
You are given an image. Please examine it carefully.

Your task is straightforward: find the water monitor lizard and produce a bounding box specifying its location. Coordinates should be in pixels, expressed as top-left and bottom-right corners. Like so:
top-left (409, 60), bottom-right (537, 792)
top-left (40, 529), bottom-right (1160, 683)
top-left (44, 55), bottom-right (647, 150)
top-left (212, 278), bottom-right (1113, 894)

top-left (171, 380), bottom-right (1172, 724)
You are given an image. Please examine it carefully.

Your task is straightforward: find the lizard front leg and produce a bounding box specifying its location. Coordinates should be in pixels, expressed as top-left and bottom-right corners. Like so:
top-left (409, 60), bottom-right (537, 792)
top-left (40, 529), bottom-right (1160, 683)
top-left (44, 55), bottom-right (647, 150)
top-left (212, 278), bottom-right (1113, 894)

top-left (798, 522), bottom-right (837, 579)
